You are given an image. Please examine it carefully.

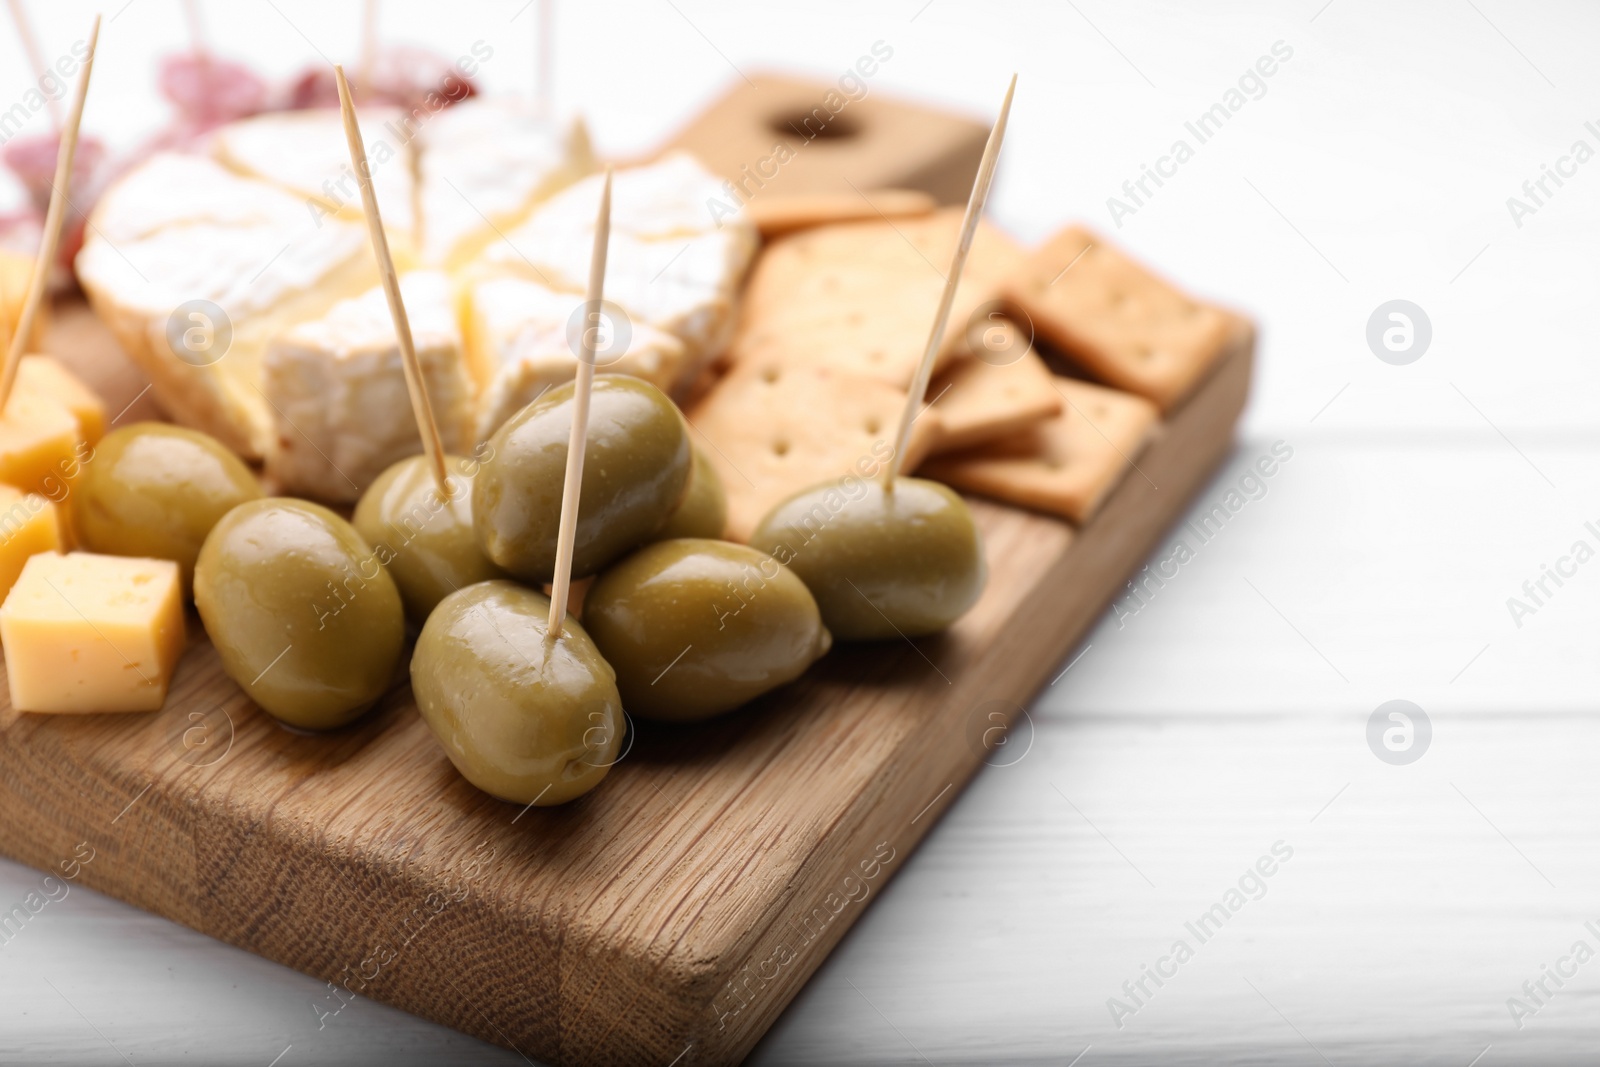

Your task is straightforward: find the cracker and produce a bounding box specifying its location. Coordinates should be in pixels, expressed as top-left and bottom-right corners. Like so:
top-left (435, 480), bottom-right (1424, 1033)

top-left (731, 207), bottom-right (1027, 389)
top-left (1001, 225), bottom-right (1233, 411)
top-left (686, 358), bottom-right (943, 542)
top-left (927, 344), bottom-right (1062, 454)
top-left (921, 376), bottom-right (1159, 524)
top-left (744, 188), bottom-right (936, 239)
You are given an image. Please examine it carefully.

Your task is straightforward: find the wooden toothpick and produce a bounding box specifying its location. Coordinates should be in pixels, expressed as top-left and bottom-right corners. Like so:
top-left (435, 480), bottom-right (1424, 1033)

top-left (882, 73), bottom-right (1016, 489)
top-left (5, 0), bottom-right (61, 129)
top-left (535, 0), bottom-right (553, 120)
top-left (547, 166), bottom-right (613, 640)
top-left (182, 0), bottom-right (207, 57)
top-left (0, 13), bottom-right (97, 413)
top-left (334, 64), bottom-right (451, 497)
top-left (357, 0), bottom-right (378, 101)
top-left (0, 258), bottom-right (12, 366)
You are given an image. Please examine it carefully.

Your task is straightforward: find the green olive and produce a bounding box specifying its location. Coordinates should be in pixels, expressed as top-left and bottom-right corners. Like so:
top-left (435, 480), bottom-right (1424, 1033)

top-left (353, 454), bottom-right (506, 624)
top-left (583, 538), bottom-right (831, 722)
top-left (195, 498), bottom-right (405, 731)
top-left (749, 476), bottom-right (986, 641)
top-left (653, 445), bottom-right (727, 542)
top-left (411, 580), bottom-right (622, 805)
top-left (76, 422), bottom-right (261, 589)
top-left (473, 374), bottom-right (691, 584)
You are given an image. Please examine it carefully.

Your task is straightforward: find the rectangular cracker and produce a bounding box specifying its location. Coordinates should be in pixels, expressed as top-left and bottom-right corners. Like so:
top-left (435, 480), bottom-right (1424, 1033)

top-left (921, 375), bottom-right (1159, 524)
top-left (927, 345), bottom-right (1062, 454)
top-left (731, 207), bottom-right (1027, 389)
top-left (686, 358), bottom-right (943, 542)
top-left (1001, 225), bottom-right (1234, 411)
top-left (744, 188), bottom-right (936, 239)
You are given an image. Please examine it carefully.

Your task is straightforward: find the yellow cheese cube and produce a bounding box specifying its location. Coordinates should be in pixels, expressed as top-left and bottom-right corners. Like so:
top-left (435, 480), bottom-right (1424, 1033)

top-left (0, 485), bottom-right (61, 602)
top-left (0, 249), bottom-right (46, 350)
top-left (16, 355), bottom-right (107, 444)
top-left (1, 552), bottom-right (185, 713)
top-left (0, 390), bottom-right (83, 498)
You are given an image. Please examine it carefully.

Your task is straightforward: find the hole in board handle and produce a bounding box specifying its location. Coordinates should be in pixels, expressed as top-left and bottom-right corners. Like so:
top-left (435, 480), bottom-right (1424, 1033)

top-left (768, 110), bottom-right (862, 143)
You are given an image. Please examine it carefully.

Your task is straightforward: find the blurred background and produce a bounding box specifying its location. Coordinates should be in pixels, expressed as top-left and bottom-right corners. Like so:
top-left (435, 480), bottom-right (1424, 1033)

top-left (3, 1), bottom-right (1599, 1064)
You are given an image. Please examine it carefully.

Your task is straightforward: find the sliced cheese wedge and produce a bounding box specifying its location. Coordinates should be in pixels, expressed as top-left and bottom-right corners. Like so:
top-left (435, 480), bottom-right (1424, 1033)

top-left (77, 153), bottom-right (378, 459)
top-left (415, 98), bottom-right (594, 270)
top-left (212, 107), bottom-right (418, 259)
top-left (465, 272), bottom-right (688, 442)
top-left (264, 270), bottom-right (473, 502)
top-left (481, 152), bottom-right (757, 386)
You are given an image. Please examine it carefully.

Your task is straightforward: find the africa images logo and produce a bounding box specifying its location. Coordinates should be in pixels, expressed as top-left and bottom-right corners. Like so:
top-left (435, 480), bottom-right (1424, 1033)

top-left (1366, 700), bottom-right (1430, 766)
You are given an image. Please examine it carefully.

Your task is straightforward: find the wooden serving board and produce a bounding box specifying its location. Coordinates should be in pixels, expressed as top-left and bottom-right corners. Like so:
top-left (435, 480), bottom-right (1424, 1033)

top-left (0, 300), bottom-right (1251, 1066)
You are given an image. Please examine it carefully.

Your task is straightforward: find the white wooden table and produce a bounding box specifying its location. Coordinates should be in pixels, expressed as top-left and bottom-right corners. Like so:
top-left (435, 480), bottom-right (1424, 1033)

top-left (4, 1), bottom-right (1599, 1063)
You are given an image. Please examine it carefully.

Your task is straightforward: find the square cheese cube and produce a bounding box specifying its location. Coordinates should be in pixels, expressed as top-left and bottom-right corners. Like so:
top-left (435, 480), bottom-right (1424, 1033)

top-left (1, 552), bottom-right (185, 713)
top-left (0, 391), bottom-right (84, 497)
top-left (0, 248), bottom-right (45, 349)
top-left (0, 485), bottom-right (61, 602)
top-left (16, 355), bottom-right (107, 443)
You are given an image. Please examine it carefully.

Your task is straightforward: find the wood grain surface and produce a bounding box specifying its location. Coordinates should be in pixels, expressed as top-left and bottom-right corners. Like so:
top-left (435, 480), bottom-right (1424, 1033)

top-left (0, 303), bottom-right (1250, 1065)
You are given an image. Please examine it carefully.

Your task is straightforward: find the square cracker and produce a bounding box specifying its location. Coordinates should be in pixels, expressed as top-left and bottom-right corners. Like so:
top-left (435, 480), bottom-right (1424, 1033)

top-left (927, 344), bottom-right (1062, 454)
top-left (921, 375), bottom-right (1159, 524)
top-left (1001, 225), bottom-right (1233, 411)
top-left (687, 358), bottom-right (943, 542)
top-left (731, 207), bottom-right (1027, 389)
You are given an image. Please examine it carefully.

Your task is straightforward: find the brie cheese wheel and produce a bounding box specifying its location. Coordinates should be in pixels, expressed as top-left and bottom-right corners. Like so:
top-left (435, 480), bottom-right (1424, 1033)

top-left (465, 272), bottom-right (687, 442)
top-left (415, 98), bottom-right (594, 270)
top-left (264, 270), bottom-right (471, 502)
top-left (79, 108), bottom-right (757, 502)
top-left (482, 153), bottom-right (756, 383)
top-left (77, 153), bottom-right (377, 458)
top-left (212, 108), bottom-right (418, 258)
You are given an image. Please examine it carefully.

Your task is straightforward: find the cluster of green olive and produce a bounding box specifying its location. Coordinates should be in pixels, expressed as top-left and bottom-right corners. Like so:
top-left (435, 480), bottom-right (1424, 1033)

top-left (71, 375), bottom-right (987, 808)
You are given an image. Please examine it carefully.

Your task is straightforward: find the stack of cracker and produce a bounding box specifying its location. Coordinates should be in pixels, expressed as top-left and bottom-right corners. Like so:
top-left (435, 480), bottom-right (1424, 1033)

top-left (688, 206), bottom-right (1249, 540)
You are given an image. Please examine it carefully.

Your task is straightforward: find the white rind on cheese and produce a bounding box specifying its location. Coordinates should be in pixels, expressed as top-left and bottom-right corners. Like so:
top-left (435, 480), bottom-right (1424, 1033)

top-left (594, 229), bottom-right (753, 369)
top-left (92, 153), bottom-right (307, 239)
top-left (466, 273), bottom-right (687, 442)
top-left (481, 153), bottom-right (757, 381)
top-left (76, 153), bottom-right (377, 459)
top-left (264, 270), bottom-right (472, 502)
top-left (416, 98), bottom-right (594, 270)
top-left (522, 151), bottom-right (748, 239)
top-left (212, 107), bottom-right (418, 256)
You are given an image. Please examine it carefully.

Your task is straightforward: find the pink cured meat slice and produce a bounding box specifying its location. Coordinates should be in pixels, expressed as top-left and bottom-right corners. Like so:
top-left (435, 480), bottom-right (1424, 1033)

top-left (1, 132), bottom-right (105, 209)
top-left (280, 45), bottom-right (477, 112)
top-left (158, 53), bottom-right (270, 129)
top-left (0, 133), bottom-right (107, 280)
